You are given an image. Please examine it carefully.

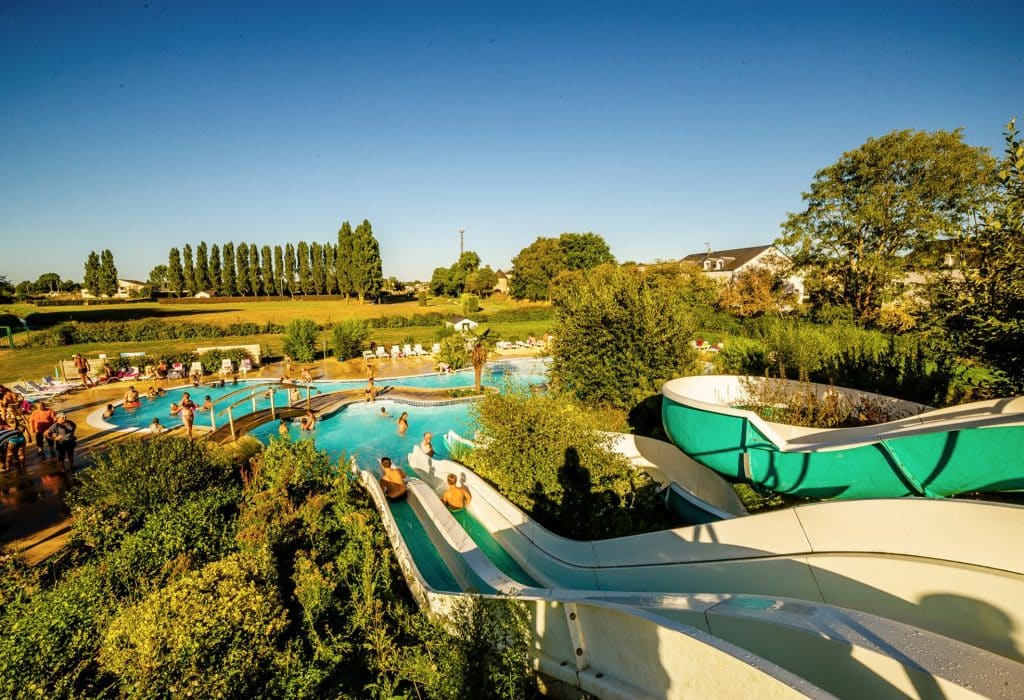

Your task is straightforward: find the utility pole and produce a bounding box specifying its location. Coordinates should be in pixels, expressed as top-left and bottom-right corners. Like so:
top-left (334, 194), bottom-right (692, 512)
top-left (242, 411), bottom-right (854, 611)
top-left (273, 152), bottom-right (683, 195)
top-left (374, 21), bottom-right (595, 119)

top-left (459, 227), bottom-right (465, 258)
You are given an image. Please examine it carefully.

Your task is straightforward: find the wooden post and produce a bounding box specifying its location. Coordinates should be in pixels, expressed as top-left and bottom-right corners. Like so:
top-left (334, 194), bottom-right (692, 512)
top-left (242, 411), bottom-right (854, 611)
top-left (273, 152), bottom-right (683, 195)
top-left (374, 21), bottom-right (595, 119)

top-left (228, 407), bottom-right (236, 442)
top-left (269, 390), bottom-right (276, 420)
top-left (306, 382), bottom-right (311, 409)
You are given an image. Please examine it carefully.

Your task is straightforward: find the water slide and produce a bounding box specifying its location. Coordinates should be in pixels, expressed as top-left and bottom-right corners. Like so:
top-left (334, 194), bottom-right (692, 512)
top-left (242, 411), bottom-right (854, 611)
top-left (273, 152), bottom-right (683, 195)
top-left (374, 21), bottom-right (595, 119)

top-left (661, 375), bottom-right (1024, 499)
top-left (356, 446), bottom-right (1024, 698)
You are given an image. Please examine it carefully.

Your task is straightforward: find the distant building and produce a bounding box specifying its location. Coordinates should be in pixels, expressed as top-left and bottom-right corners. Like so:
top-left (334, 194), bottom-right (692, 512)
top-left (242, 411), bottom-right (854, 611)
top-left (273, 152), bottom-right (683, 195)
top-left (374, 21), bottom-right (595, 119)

top-left (493, 270), bottom-right (510, 295)
top-left (81, 278), bottom-right (148, 300)
top-left (682, 245), bottom-right (806, 303)
top-left (194, 290), bottom-right (216, 299)
top-left (446, 315), bottom-right (479, 333)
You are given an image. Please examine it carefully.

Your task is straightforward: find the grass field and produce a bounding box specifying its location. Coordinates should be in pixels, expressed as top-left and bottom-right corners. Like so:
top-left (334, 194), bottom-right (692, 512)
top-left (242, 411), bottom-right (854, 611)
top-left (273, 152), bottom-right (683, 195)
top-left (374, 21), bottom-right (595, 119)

top-left (0, 296), bottom-right (553, 383)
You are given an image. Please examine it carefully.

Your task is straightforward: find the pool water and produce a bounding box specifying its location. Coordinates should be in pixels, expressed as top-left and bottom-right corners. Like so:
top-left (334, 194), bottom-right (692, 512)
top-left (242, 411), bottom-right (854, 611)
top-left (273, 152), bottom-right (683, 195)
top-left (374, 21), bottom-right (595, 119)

top-left (104, 359), bottom-right (549, 431)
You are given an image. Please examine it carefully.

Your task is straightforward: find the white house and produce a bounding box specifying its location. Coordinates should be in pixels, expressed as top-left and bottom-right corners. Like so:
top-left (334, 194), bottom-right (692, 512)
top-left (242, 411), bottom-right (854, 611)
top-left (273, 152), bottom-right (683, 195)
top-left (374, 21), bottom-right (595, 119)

top-left (194, 290), bottom-right (216, 299)
top-left (682, 245), bottom-right (806, 304)
top-left (446, 316), bottom-right (479, 333)
top-left (81, 278), bottom-right (148, 299)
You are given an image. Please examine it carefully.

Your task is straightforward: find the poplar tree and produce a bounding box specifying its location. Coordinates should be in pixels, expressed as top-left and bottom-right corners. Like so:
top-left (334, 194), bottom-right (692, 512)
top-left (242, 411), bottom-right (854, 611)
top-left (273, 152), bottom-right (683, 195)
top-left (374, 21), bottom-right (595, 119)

top-left (351, 219), bottom-right (384, 302)
top-left (285, 243), bottom-right (296, 296)
top-left (297, 241), bottom-right (312, 294)
top-left (273, 245), bottom-right (285, 296)
top-left (261, 245), bottom-right (275, 296)
top-left (195, 242), bottom-right (210, 291)
top-left (248, 243), bottom-right (262, 296)
top-left (325, 243), bottom-right (337, 294)
top-left (235, 243), bottom-right (250, 295)
top-left (311, 242), bottom-right (324, 294)
top-left (209, 244), bottom-right (222, 295)
top-left (221, 242), bottom-right (237, 296)
top-left (183, 244), bottom-right (195, 296)
top-left (98, 249), bottom-right (119, 297)
top-left (336, 221), bottom-right (354, 299)
top-left (168, 248), bottom-right (183, 297)
top-left (83, 251), bottom-right (101, 296)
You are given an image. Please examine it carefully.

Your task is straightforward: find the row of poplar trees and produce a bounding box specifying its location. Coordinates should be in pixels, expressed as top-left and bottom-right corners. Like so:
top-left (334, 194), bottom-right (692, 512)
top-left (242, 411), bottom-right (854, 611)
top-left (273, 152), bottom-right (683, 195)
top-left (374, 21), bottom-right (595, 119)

top-left (165, 220), bottom-right (384, 302)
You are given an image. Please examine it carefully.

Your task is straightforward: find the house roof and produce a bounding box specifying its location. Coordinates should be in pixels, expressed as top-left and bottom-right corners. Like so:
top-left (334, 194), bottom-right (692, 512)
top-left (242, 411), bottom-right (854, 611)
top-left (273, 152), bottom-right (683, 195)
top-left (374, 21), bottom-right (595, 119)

top-left (681, 245), bottom-right (779, 272)
top-left (118, 279), bottom-right (147, 286)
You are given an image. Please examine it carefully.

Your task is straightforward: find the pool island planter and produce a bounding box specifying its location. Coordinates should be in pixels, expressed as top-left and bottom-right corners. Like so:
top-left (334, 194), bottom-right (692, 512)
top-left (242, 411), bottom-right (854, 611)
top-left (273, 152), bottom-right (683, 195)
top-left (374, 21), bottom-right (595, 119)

top-left (661, 375), bottom-right (1024, 499)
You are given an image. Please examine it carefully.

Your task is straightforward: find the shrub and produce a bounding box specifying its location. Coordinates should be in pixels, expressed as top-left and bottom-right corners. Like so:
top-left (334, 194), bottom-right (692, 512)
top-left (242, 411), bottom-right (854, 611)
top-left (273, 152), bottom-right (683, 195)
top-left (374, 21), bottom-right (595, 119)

top-left (418, 290), bottom-right (428, 306)
top-left (331, 319), bottom-right (370, 361)
top-left (461, 293), bottom-right (480, 314)
top-left (436, 335), bottom-right (468, 370)
top-left (98, 552), bottom-right (288, 698)
top-left (198, 347), bottom-right (256, 374)
top-left (282, 318), bottom-right (320, 362)
top-left (465, 388), bottom-right (673, 539)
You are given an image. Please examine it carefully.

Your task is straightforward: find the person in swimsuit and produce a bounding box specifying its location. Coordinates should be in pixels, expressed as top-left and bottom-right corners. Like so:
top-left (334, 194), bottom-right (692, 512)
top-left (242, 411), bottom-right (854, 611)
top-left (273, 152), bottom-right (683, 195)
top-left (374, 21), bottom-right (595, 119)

top-left (45, 413), bottom-right (77, 471)
top-left (441, 473), bottom-right (471, 511)
top-left (73, 354), bottom-right (91, 388)
top-left (278, 418), bottom-right (290, 436)
top-left (420, 432), bottom-right (435, 458)
top-left (299, 409), bottom-right (316, 431)
top-left (123, 386), bottom-right (140, 408)
top-left (397, 411), bottom-right (409, 436)
top-left (178, 392), bottom-right (197, 440)
top-left (378, 456), bottom-right (408, 500)
top-left (29, 401), bottom-right (56, 458)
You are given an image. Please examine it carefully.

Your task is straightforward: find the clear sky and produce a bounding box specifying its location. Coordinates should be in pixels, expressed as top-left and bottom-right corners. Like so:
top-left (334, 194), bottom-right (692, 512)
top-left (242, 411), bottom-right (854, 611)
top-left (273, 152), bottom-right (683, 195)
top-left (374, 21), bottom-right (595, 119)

top-left (1, 1), bottom-right (1021, 285)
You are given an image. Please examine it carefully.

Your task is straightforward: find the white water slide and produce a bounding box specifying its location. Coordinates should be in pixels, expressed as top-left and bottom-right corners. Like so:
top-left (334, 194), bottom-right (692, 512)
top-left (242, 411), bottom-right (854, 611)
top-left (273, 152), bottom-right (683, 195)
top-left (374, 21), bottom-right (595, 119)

top-left (355, 436), bottom-right (1024, 699)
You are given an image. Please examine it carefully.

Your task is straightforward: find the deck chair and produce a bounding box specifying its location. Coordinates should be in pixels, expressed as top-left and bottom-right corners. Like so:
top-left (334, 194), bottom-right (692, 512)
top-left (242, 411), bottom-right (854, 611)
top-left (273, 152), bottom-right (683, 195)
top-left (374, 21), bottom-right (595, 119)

top-left (189, 361), bottom-right (204, 377)
top-left (169, 362), bottom-right (185, 379)
top-left (239, 358), bottom-right (253, 376)
top-left (402, 344), bottom-right (414, 358)
top-left (390, 345), bottom-right (401, 359)
top-left (375, 346), bottom-right (388, 360)
top-left (431, 343), bottom-right (441, 355)
top-left (26, 380), bottom-right (71, 397)
top-left (362, 349), bottom-right (374, 362)
top-left (219, 358), bottom-right (234, 377)
top-left (412, 343), bottom-right (427, 356)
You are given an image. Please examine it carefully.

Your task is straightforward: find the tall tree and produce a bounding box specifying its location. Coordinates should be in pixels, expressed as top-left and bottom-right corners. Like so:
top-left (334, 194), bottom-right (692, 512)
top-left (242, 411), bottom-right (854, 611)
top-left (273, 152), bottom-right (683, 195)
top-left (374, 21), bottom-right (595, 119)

top-left (510, 237), bottom-right (564, 301)
top-left (310, 241), bottom-right (324, 294)
top-left (195, 242), bottom-right (210, 292)
top-left (324, 243), bottom-right (337, 294)
top-left (221, 242), bottom-right (237, 296)
top-left (235, 243), bottom-right (251, 296)
top-left (273, 245), bottom-right (285, 296)
top-left (297, 241), bottom-right (312, 294)
top-left (98, 249), bottom-right (119, 297)
top-left (284, 243), bottom-right (297, 296)
top-left (778, 128), bottom-right (995, 323)
top-left (336, 221), bottom-right (354, 299)
top-left (34, 273), bottom-right (62, 294)
top-left (182, 244), bottom-right (195, 296)
top-left (248, 243), bottom-right (262, 296)
top-left (558, 232), bottom-right (616, 269)
top-left (83, 251), bottom-right (101, 296)
top-left (148, 264), bottom-right (169, 292)
top-left (350, 220), bottom-right (384, 302)
top-left (261, 245), bottom-right (275, 297)
top-left (209, 244), bottom-right (222, 295)
top-left (167, 248), bottom-right (184, 297)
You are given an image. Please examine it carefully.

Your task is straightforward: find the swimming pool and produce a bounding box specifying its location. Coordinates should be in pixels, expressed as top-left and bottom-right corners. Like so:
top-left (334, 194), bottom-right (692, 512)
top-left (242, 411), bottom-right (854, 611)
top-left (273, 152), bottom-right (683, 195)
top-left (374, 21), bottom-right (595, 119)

top-left (98, 358), bottom-right (549, 431)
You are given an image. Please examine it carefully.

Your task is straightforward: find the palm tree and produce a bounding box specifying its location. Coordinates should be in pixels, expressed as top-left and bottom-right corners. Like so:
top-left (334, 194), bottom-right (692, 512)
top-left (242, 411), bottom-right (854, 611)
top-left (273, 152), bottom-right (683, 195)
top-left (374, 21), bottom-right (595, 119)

top-left (471, 328), bottom-right (493, 392)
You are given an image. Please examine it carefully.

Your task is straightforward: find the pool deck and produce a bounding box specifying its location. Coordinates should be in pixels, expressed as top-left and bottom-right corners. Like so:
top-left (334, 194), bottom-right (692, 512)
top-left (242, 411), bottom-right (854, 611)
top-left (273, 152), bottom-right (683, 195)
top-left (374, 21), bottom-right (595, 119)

top-left (0, 348), bottom-right (542, 562)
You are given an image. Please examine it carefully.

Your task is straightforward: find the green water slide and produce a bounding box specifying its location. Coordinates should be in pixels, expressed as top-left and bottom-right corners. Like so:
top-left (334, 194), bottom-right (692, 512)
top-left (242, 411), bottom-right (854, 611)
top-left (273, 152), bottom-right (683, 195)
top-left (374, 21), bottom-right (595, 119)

top-left (661, 375), bottom-right (1024, 499)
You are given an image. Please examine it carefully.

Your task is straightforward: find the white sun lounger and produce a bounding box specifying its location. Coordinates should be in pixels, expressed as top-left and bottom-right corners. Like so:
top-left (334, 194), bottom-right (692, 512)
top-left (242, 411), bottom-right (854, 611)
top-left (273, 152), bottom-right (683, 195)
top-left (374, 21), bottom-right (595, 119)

top-left (390, 345), bottom-right (401, 359)
top-left (413, 343), bottom-right (427, 356)
top-left (375, 346), bottom-right (388, 360)
top-left (402, 344), bottom-right (414, 358)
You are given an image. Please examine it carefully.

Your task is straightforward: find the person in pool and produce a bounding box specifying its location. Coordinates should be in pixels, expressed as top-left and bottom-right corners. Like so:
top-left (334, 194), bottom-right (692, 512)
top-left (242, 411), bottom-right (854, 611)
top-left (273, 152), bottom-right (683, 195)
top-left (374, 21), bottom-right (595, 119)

top-left (123, 385), bottom-right (141, 408)
top-left (299, 409), bottom-right (316, 431)
top-left (379, 457), bottom-right (408, 500)
top-left (420, 432), bottom-right (435, 458)
top-left (441, 473), bottom-right (471, 511)
top-left (149, 417), bottom-right (165, 434)
top-left (102, 403), bottom-right (116, 419)
top-left (278, 417), bottom-right (290, 437)
top-left (396, 411), bottom-right (409, 436)
top-left (199, 395), bottom-right (213, 412)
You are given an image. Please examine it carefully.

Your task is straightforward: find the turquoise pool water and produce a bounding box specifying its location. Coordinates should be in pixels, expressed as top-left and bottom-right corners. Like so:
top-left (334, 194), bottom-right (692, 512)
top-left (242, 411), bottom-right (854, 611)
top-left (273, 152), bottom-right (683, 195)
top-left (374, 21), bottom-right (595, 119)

top-left (104, 358), bottom-right (549, 430)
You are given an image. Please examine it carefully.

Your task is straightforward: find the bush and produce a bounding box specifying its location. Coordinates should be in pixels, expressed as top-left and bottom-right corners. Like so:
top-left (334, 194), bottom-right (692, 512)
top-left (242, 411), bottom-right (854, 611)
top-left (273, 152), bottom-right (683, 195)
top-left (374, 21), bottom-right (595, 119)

top-left (282, 318), bottom-right (320, 362)
top-left (435, 335), bottom-right (468, 370)
top-left (331, 319), bottom-right (370, 361)
top-left (24, 318), bottom-right (279, 346)
top-left (198, 347), bottom-right (256, 374)
top-left (418, 290), bottom-right (428, 306)
top-left (461, 293), bottom-right (480, 314)
top-left (465, 388), bottom-right (673, 539)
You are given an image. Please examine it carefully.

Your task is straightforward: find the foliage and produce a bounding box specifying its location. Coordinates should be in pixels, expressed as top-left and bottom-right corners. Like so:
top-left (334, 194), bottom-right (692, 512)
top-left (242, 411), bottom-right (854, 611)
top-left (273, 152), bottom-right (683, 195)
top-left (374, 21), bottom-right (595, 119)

top-left (350, 219), bottom-right (385, 301)
top-left (779, 128), bottom-right (995, 323)
top-left (464, 265), bottom-right (498, 295)
top-left (465, 388), bottom-right (673, 539)
top-left (737, 375), bottom-right (913, 429)
top-left (717, 267), bottom-right (796, 317)
top-left (418, 290), bottom-right (428, 306)
top-left (332, 318), bottom-right (371, 360)
top-left (461, 293), bottom-right (480, 314)
top-left (430, 250), bottom-right (482, 297)
top-left (283, 317), bottom-right (321, 362)
top-left (26, 317), bottom-right (282, 346)
top-left (222, 241), bottom-right (237, 296)
top-left (198, 347), bottom-right (257, 374)
top-left (83, 250), bottom-right (100, 296)
top-left (943, 119), bottom-right (1024, 391)
top-left (436, 335), bottom-right (469, 370)
top-left (510, 233), bottom-right (615, 301)
top-left (551, 263), bottom-right (701, 410)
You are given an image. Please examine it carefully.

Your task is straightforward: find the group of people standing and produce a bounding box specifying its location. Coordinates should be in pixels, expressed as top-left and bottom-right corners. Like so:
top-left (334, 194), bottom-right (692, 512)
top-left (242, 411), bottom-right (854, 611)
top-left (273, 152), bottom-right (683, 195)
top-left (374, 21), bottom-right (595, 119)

top-left (0, 388), bottom-right (77, 472)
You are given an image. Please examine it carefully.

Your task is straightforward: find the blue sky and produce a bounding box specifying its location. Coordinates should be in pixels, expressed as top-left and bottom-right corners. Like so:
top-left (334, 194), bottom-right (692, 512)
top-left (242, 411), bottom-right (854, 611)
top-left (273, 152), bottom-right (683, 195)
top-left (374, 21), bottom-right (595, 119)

top-left (1, 1), bottom-right (1021, 284)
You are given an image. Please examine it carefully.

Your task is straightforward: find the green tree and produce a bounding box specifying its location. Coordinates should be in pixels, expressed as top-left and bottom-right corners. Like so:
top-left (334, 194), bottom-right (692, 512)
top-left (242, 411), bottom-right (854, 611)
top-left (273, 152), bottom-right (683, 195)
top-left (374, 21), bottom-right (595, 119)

top-left (470, 327), bottom-right (492, 392)
top-left (209, 244), bottom-right (222, 295)
top-left (552, 263), bottom-right (700, 409)
top-left (324, 243), bottom-right (337, 294)
top-left (235, 243), bottom-right (250, 296)
top-left (261, 245), bottom-right (274, 297)
top-left (221, 242), bottom-right (237, 296)
top-left (83, 251), bottom-right (101, 296)
top-left (558, 231), bottom-right (616, 269)
top-left (98, 249), bottom-right (118, 297)
top-left (282, 318), bottom-right (319, 362)
top-left (32, 272), bottom-right (61, 294)
top-left (336, 220), bottom-right (354, 299)
top-left (350, 219), bottom-right (383, 302)
top-left (429, 266), bottom-right (456, 297)
top-left (297, 241), bottom-right (312, 294)
top-left (273, 245), bottom-right (285, 296)
top-left (147, 265), bottom-right (168, 292)
top-left (195, 242), bottom-right (210, 292)
top-left (284, 242), bottom-right (297, 296)
top-left (779, 128), bottom-right (995, 323)
top-left (248, 243), bottom-right (262, 296)
top-left (510, 237), bottom-right (563, 301)
top-left (945, 119), bottom-right (1024, 390)
top-left (182, 244), bottom-right (195, 296)
top-left (464, 265), bottom-right (498, 296)
top-left (331, 319), bottom-right (370, 360)
top-left (310, 242), bottom-right (324, 294)
top-left (167, 248), bottom-right (183, 297)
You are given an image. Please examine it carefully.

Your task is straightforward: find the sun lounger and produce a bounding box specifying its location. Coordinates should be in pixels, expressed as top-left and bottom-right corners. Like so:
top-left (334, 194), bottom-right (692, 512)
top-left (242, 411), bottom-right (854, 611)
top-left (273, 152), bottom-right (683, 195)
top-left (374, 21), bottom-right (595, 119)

top-left (189, 361), bottom-right (204, 377)
top-left (402, 344), bottom-right (413, 358)
top-left (390, 345), bottom-right (401, 359)
top-left (239, 358), bottom-right (253, 376)
top-left (375, 346), bottom-right (388, 360)
top-left (25, 380), bottom-right (70, 397)
top-left (362, 349), bottom-right (375, 362)
top-left (219, 358), bottom-right (234, 377)
top-left (412, 343), bottom-right (427, 356)
top-left (431, 342), bottom-right (441, 355)
top-left (168, 362), bottom-right (184, 379)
